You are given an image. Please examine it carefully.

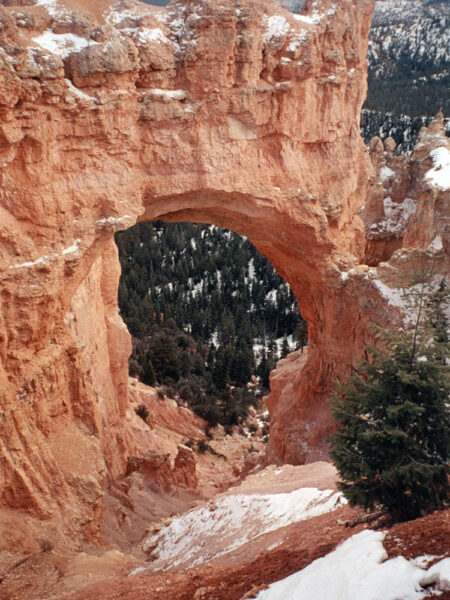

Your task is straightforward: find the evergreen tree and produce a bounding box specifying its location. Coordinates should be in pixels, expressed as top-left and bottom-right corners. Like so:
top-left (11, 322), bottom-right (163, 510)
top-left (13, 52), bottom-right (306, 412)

top-left (281, 336), bottom-right (290, 359)
top-left (294, 319), bottom-right (308, 353)
top-left (142, 357), bottom-right (157, 386)
top-left (329, 276), bottom-right (450, 522)
top-left (428, 279), bottom-right (449, 347)
top-left (257, 349), bottom-right (276, 389)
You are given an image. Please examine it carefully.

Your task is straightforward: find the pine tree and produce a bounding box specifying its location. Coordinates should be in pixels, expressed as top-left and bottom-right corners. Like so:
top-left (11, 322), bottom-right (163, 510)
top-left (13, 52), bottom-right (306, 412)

top-left (294, 319), bottom-right (308, 353)
top-left (281, 336), bottom-right (290, 359)
top-left (329, 276), bottom-right (450, 522)
top-left (257, 349), bottom-right (276, 389)
top-left (142, 357), bottom-right (157, 386)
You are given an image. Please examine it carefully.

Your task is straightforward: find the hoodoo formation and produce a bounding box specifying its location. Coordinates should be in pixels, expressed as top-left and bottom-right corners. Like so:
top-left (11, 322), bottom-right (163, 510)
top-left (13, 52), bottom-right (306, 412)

top-left (0, 0), bottom-right (448, 550)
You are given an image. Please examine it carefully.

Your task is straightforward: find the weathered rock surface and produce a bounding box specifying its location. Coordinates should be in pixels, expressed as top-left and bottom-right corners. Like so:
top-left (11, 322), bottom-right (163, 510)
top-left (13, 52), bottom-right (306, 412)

top-left (266, 112), bottom-right (449, 464)
top-left (363, 111), bottom-right (450, 265)
top-left (127, 378), bottom-right (266, 497)
top-left (0, 0), bottom-right (448, 546)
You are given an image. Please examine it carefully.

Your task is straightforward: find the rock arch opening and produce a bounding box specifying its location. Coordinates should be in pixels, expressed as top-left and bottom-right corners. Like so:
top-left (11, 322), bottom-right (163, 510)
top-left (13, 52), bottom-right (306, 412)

top-left (115, 219), bottom-right (306, 432)
top-left (106, 180), bottom-right (370, 468)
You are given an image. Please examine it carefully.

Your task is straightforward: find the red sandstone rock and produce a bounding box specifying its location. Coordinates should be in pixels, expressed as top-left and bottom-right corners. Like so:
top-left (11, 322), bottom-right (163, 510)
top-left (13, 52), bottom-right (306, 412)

top-left (363, 111), bottom-right (450, 265)
top-left (173, 444), bottom-right (198, 489)
top-left (0, 0), bottom-right (447, 548)
top-left (0, 0), bottom-right (375, 535)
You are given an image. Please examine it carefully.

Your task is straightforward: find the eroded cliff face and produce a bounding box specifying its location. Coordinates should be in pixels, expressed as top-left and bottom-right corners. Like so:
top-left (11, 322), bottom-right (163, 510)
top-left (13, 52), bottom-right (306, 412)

top-left (266, 112), bottom-right (450, 464)
top-left (0, 0), bottom-right (446, 543)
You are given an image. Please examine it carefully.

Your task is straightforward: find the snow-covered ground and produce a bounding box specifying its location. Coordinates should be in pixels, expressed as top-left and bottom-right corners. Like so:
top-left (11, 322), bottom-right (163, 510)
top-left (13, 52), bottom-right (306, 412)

top-left (256, 530), bottom-right (450, 600)
top-left (132, 486), bottom-right (345, 573)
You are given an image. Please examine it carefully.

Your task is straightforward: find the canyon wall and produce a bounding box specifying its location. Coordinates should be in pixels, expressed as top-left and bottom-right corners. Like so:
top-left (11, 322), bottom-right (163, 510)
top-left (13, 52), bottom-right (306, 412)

top-left (0, 0), bottom-right (447, 541)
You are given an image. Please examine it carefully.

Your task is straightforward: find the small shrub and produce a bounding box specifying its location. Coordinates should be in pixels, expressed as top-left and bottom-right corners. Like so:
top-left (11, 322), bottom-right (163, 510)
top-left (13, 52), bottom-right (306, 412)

top-left (224, 423), bottom-right (234, 436)
top-left (135, 404), bottom-right (149, 423)
top-left (195, 439), bottom-right (226, 459)
top-left (197, 439), bottom-right (211, 454)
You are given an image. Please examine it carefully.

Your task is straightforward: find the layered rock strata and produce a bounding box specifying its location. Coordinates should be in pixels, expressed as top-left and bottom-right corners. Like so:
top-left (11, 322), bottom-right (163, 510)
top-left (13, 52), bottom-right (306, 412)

top-left (0, 0), bottom-right (446, 541)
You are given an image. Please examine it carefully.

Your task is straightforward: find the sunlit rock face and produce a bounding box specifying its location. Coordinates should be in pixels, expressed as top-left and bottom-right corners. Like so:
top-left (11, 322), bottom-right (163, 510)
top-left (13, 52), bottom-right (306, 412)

top-left (3, 0), bottom-right (446, 542)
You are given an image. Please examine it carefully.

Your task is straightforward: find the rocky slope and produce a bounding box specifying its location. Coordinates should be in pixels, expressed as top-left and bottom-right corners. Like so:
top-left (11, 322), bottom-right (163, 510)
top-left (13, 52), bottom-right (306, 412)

top-left (2, 464), bottom-right (448, 599)
top-left (0, 0), bottom-right (448, 560)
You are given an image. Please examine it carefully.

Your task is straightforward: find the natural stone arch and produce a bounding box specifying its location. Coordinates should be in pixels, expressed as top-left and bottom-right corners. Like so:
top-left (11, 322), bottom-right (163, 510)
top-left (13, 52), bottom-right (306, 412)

top-left (0, 0), bottom-right (376, 530)
top-left (138, 185), bottom-right (365, 465)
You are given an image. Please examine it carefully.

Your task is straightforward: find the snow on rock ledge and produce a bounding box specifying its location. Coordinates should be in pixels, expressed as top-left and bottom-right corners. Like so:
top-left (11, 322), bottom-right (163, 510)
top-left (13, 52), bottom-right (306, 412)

top-left (33, 31), bottom-right (97, 59)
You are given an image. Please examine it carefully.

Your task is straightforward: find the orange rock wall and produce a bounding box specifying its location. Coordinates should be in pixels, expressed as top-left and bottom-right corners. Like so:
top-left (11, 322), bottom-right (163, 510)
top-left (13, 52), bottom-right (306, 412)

top-left (2, 0), bottom-right (446, 537)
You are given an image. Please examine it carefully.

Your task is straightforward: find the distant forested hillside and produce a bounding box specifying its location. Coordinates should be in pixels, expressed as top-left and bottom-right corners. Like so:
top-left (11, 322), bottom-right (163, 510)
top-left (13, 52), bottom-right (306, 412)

top-left (366, 0), bottom-right (449, 118)
top-left (115, 223), bottom-right (306, 427)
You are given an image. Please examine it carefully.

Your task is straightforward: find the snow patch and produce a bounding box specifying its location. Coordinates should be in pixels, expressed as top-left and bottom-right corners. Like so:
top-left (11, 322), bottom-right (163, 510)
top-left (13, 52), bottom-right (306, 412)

top-left (62, 238), bottom-right (82, 256)
top-left (9, 255), bottom-right (53, 270)
top-left (292, 14), bottom-right (318, 25)
top-left (64, 79), bottom-right (96, 102)
top-left (429, 234), bottom-right (443, 251)
top-left (263, 15), bottom-right (289, 44)
top-left (256, 530), bottom-right (450, 600)
top-left (286, 30), bottom-right (310, 52)
top-left (33, 31), bottom-right (96, 58)
top-left (368, 197), bottom-right (417, 238)
top-left (379, 165), bottom-right (396, 181)
top-left (120, 27), bottom-right (171, 46)
top-left (412, 555), bottom-right (444, 569)
top-left (136, 487), bottom-right (345, 572)
top-left (35, 0), bottom-right (64, 18)
top-left (9, 238), bottom-right (83, 269)
top-left (106, 5), bottom-right (151, 28)
top-left (419, 558), bottom-right (450, 590)
top-left (146, 88), bottom-right (188, 100)
top-left (96, 215), bottom-right (134, 229)
top-left (372, 278), bottom-right (407, 309)
top-left (425, 146), bottom-right (450, 191)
